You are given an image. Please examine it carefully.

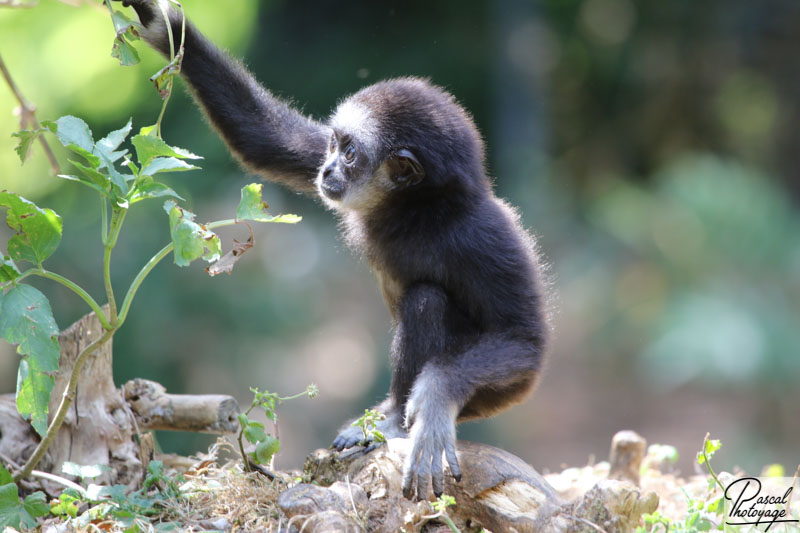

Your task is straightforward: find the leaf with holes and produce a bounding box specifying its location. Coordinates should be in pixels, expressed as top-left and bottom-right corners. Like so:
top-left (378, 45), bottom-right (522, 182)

top-left (110, 10), bottom-right (142, 66)
top-left (163, 200), bottom-right (221, 267)
top-left (0, 191), bottom-right (62, 266)
top-left (0, 284), bottom-right (60, 436)
top-left (0, 255), bottom-right (20, 283)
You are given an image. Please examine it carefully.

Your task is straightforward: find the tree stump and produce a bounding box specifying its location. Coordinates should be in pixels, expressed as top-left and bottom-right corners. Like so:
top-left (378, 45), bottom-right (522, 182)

top-left (0, 308), bottom-right (240, 487)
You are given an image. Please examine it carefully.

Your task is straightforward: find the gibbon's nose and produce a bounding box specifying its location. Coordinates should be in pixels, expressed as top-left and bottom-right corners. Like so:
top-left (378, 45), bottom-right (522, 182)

top-left (321, 178), bottom-right (345, 200)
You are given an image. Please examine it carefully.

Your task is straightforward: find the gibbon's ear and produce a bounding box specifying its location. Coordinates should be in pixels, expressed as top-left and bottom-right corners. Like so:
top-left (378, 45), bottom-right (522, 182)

top-left (388, 149), bottom-right (425, 187)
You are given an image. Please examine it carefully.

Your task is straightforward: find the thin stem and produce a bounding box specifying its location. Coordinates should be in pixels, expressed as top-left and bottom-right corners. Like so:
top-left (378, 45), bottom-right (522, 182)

top-left (117, 241), bottom-right (172, 325)
top-left (35, 270), bottom-right (111, 330)
top-left (153, 0), bottom-right (176, 137)
top-left (0, 51), bottom-right (60, 174)
top-left (14, 328), bottom-right (116, 482)
top-left (117, 218), bottom-right (237, 325)
top-left (103, 208), bottom-right (127, 325)
top-left (701, 433), bottom-right (724, 492)
top-left (100, 197), bottom-right (108, 246)
top-left (0, 268), bottom-right (111, 330)
top-left (237, 430), bottom-right (251, 473)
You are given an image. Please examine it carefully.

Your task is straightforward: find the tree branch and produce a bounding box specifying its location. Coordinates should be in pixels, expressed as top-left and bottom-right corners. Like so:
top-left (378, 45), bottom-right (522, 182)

top-left (0, 50), bottom-right (60, 174)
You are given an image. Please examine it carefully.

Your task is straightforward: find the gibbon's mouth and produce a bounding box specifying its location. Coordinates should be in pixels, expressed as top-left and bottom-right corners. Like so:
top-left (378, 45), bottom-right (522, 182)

top-left (320, 179), bottom-right (345, 200)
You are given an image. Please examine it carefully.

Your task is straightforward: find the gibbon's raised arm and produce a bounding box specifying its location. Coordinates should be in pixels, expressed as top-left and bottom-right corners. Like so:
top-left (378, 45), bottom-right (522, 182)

top-left (121, 0), bottom-right (329, 194)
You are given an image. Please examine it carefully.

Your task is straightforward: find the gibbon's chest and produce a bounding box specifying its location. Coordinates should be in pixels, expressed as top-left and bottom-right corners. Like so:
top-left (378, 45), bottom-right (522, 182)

top-left (373, 266), bottom-right (405, 321)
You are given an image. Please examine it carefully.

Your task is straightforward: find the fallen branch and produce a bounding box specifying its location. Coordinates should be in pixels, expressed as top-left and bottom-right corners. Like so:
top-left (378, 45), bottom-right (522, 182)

top-left (123, 378), bottom-right (239, 434)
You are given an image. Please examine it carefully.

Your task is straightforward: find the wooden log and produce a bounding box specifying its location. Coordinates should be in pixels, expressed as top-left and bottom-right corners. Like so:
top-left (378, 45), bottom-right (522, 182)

top-left (122, 378), bottom-right (239, 434)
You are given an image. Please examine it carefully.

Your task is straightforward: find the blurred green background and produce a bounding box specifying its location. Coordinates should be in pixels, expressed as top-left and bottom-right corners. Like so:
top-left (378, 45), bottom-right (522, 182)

top-left (1, 0), bottom-right (799, 476)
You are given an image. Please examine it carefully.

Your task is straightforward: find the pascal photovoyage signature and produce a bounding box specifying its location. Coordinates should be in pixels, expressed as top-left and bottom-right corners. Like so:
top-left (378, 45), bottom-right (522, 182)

top-left (725, 477), bottom-right (798, 531)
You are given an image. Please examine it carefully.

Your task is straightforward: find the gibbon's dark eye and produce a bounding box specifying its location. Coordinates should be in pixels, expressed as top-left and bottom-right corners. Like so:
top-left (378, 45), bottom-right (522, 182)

top-left (343, 143), bottom-right (356, 164)
top-left (329, 134), bottom-right (336, 153)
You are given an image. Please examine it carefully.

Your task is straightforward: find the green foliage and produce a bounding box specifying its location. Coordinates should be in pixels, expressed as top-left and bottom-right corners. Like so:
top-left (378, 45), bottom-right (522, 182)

top-left (0, 283), bottom-right (61, 435)
top-left (236, 183), bottom-right (303, 224)
top-left (0, 190), bottom-right (62, 266)
top-left (0, 465), bottom-right (49, 530)
top-left (351, 408), bottom-right (387, 446)
top-left (0, 459), bottom-right (188, 530)
top-left (108, 7), bottom-right (142, 66)
top-left (1, 112), bottom-right (301, 489)
top-left (431, 494), bottom-right (456, 513)
top-left (0, 255), bottom-right (20, 283)
top-left (696, 438), bottom-right (721, 466)
top-left (428, 494), bottom-right (460, 533)
top-left (637, 436), bottom-right (725, 533)
top-left (236, 385), bottom-right (318, 469)
top-left (163, 200), bottom-right (222, 267)
top-left (130, 129), bottom-right (201, 167)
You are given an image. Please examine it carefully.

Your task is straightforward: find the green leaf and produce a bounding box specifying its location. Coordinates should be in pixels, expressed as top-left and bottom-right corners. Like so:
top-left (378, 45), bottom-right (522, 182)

top-left (16, 358), bottom-right (55, 436)
top-left (0, 465), bottom-right (12, 486)
top-left (0, 191), bottom-right (63, 265)
top-left (243, 422), bottom-right (267, 445)
top-left (104, 158), bottom-right (130, 197)
top-left (237, 412), bottom-right (250, 428)
top-left (57, 174), bottom-right (108, 197)
top-left (130, 178), bottom-right (184, 204)
top-left (0, 255), bottom-right (20, 283)
top-left (163, 200), bottom-right (221, 267)
top-left (69, 159), bottom-right (109, 189)
top-left (110, 10), bottom-right (142, 66)
top-left (94, 118), bottom-right (132, 166)
top-left (50, 491), bottom-right (80, 518)
top-left (143, 460), bottom-right (163, 489)
top-left (0, 482), bottom-right (39, 530)
top-left (54, 115), bottom-right (95, 153)
top-left (132, 132), bottom-right (201, 167)
top-left (0, 284), bottom-right (60, 371)
top-left (236, 183), bottom-right (302, 224)
top-left (11, 127), bottom-right (48, 164)
top-left (22, 492), bottom-right (49, 518)
top-left (251, 436), bottom-right (280, 465)
top-left (141, 156), bottom-right (200, 176)
top-left (698, 438), bottom-right (722, 465)
top-left (0, 284), bottom-right (60, 436)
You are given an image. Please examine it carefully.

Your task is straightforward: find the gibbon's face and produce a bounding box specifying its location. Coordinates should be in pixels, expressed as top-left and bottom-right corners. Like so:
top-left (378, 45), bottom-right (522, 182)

top-left (316, 99), bottom-right (425, 213)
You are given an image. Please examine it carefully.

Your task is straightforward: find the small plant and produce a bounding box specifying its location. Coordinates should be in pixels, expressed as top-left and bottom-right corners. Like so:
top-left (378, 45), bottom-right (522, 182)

top-left (351, 408), bottom-right (388, 447)
top-left (1, 459), bottom-right (190, 530)
top-left (237, 385), bottom-right (319, 471)
top-left (423, 494), bottom-right (460, 533)
top-left (1, 115), bottom-right (301, 484)
top-left (637, 434), bottom-right (725, 533)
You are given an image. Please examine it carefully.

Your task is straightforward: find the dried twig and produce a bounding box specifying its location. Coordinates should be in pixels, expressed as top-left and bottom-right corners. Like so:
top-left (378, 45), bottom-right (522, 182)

top-left (0, 51), bottom-right (60, 174)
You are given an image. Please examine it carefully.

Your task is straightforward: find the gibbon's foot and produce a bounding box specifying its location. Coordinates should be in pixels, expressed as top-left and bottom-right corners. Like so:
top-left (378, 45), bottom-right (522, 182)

top-left (401, 375), bottom-right (462, 500)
